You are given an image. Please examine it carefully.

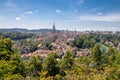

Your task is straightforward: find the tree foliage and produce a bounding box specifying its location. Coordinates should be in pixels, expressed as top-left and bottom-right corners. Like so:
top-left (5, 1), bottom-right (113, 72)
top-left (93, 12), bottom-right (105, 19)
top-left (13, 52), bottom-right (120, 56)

top-left (72, 34), bottom-right (96, 48)
top-left (0, 32), bottom-right (34, 40)
top-left (0, 37), bottom-right (25, 79)
top-left (44, 52), bottom-right (60, 77)
top-left (26, 55), bottom-right (42, 77)
top-left (60, 50), bottom-right (74, 70)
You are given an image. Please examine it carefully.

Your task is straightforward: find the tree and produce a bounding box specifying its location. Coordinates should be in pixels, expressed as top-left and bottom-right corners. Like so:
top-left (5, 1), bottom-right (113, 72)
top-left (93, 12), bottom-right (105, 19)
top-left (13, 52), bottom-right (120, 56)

top-left (91, 44), bottom-right (105, 70)
top-left (0, 37), bottom-right (24, 79)
top-left (44, 52), bottom-right (60, 77)
top-left (60, 50), bottom-right (74, 70)
top-left (0, 32), bottom-right (34, 40)
top-left (0, 37), bottom-right (13, 60)
top-left (10, 53), bottom-right (26, 77)
top-left (0, 60), bottom-right (23, 79)
top-left (26, 55), bottom-right (42, 77)
top-left (71, 34), bottom-right (96, 48)
top-left (104, 48), bottom-right (120, 79)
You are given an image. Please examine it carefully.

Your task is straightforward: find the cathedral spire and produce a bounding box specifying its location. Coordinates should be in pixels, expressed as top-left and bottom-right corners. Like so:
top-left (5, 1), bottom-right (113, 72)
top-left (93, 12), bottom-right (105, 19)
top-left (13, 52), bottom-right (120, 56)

top-left (53, 22), bottom-right (56, 33)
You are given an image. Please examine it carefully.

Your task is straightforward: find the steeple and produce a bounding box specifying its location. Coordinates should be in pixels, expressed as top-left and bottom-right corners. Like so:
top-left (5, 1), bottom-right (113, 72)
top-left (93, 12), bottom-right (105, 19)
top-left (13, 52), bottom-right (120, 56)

top-left (75, 29), bottom-right (76, 35)
top-left (53, 22), bottom-right (56, 33)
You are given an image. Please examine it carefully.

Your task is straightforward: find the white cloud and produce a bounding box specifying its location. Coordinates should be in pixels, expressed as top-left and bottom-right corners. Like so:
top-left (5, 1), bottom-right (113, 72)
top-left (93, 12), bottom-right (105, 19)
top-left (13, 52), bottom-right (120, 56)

top-left (35, 10), bottom-right (38, 13)
top-left (56, 9), bottom-right (62, 13)
top-left (25, 11), bottom-right (33, 14)
top-left (0, 18), bottom-right (2, 21)
top-left (79, 14), bottom-right (120, 22)
top-left (6, 0), bottom-right (16, 7)
top-left (16, 17), bottom-right (21, 20)
top-left (25, 10), bottom-right (39, 15)
top-left (98, 12), bottom-right (102, 15)
top-left (73, 9), bottom-right (78, 13)
top-left (90, 7), bottom-right (101, 12)
top-left (77, 0), bottom-right (84, 4)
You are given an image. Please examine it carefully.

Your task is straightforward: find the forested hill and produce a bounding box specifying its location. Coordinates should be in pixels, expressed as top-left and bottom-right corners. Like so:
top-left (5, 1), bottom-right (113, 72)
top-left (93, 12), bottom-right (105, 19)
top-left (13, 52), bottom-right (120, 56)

top-left (0, 28), bottom-right (27, 33)
top-left (0, 28), bottom-right (57, 34)
top-left (0, 31), bottom-right (35, 40)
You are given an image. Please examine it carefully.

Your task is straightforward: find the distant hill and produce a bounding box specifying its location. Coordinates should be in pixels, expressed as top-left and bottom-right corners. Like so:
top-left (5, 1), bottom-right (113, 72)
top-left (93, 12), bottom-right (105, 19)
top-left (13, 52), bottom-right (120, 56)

top-left (28, 29), bottom-right (54, 34)
top-left (0, 28), bottom-right (27, 33)
top-left (0, 28), bottom-right (59, 34)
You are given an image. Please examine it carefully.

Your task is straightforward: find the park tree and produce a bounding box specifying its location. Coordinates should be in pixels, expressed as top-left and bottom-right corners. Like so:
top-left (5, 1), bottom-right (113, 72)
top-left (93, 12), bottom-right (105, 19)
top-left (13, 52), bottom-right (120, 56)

top-left (91, 44), bottom-right (106, 70)
top-left (26, 55), bottom-right (42, 77)
top-left (44, 52), bottom-right (60, 77)
top-left (0, 37), bottom-right (13, 60)
top-left (102, 48), bottom-right (120, 80)
top-left (10, 53), bottom-right (26, 77)
top-left (72, 34), bottom-right (96, 48)
top-left (0, 60), bottom-right (23, 79)
top-left (60, 50), bottom-right (74, 70)
top-left (0, 37), bottom-right (24, 79)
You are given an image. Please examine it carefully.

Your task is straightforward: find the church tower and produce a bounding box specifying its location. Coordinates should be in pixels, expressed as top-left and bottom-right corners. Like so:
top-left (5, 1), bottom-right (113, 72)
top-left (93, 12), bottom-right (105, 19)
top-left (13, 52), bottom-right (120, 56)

top-left (53, 22), bottom-right (56, 33)
top-left (75, 29), bottom-right (76, 35)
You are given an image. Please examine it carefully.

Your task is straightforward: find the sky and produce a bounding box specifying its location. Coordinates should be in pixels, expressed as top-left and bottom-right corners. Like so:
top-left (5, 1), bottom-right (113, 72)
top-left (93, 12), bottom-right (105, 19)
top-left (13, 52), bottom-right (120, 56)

top-left (0, 0), bottom-right (120, 31)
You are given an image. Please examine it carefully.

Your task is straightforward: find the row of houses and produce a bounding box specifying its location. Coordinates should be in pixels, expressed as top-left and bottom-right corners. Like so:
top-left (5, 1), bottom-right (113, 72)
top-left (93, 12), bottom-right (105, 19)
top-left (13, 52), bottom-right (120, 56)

top-left (21, 31), bottom-right (90, 58)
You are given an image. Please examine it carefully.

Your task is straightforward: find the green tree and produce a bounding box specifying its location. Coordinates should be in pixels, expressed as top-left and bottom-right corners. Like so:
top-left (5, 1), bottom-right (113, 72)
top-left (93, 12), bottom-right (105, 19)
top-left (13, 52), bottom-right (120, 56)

top-left (91, 44), bottom-right (106, 70)
top-left (0, 37), bottom-right (25, 79)
top-left (60, 50), bottom-right (74, 70)
top-left (45, 41), bottom-right (52, 50)
top-left (72, 34), bottom-right (96, 48)
top-left (26, 55), bottom-right (42, 77)
top-left (10, 53), bottom-right (26, 77)
top-left (44, 52), bottom-right (60, 77)
top-left (0, 37), bottom-right (13, 60)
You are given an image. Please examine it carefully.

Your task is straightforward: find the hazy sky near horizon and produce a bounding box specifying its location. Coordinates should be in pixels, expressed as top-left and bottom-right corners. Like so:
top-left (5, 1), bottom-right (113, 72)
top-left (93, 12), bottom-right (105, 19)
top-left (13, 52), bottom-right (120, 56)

top-left (0, 0), bottom-right (120, 31)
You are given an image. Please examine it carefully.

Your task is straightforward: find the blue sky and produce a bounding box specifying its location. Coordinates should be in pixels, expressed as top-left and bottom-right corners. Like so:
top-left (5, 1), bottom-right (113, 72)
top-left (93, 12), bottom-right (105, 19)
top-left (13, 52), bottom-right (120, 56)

top-left (0, 0), bottom-right (120, 31)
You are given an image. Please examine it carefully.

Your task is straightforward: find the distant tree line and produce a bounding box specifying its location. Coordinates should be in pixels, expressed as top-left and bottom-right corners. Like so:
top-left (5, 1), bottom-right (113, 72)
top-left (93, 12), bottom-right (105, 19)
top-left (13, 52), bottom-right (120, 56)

top-left (69, 34), bottom-right (96, 48)
top-left (0, 31), bottom-right (35, 40)
top-left (69, 32), bottom-right (120, 49)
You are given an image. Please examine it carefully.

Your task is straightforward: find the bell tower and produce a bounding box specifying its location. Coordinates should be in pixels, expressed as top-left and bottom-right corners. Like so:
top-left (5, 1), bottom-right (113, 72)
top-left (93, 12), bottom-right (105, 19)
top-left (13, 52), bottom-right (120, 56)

top-left (53, 22), bottom-right (56, 33)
